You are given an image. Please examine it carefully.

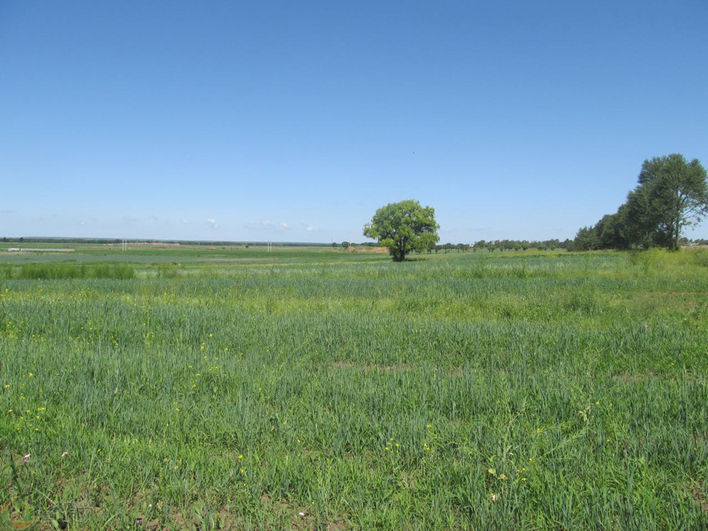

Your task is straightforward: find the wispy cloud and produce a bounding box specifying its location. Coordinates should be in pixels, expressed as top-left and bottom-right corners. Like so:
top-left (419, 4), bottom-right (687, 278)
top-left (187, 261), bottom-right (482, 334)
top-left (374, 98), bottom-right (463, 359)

top-left (0, 209), bottom-right (14, 215)
top-left (245, 220), bottom-right (291, 231)
top-left (300, 222), bottom-right (316, 232)
top-left (207, 218), bottom-right (217, 229)
top-left (244, 220), bottom-right (273, 230)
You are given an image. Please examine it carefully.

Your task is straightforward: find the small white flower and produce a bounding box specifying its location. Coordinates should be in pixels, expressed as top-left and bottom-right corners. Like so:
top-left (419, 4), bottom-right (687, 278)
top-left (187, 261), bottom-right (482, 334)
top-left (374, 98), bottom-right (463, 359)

top-left (298, 512), bottom-right (305, 517)
top-left (23, 453), bottom-right (30, 463)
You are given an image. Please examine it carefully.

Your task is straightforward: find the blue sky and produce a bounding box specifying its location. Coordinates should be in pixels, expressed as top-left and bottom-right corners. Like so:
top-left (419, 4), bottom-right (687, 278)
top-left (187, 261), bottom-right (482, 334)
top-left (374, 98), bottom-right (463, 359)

top-left (1, 1), bottom-right (707, 243)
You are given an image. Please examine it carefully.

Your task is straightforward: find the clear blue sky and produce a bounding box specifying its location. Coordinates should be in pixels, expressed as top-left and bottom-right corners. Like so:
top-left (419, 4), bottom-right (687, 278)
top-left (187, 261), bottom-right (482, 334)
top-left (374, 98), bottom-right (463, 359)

top-left (2, 0), bottom-right (707, 243)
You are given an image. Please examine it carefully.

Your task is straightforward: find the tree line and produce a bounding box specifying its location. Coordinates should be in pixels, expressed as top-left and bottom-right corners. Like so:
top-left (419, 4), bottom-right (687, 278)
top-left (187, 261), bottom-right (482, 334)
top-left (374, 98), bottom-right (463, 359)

top-left (435, 239), bottom-right (573, 252)
top-left (572, 154), bottom-right (707, 251)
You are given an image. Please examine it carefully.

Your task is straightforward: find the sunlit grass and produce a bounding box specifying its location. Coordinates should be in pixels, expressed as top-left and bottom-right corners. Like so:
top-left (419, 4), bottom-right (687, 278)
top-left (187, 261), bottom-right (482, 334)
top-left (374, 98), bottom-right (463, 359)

top-left (0, 248), bottom-right (706, 527)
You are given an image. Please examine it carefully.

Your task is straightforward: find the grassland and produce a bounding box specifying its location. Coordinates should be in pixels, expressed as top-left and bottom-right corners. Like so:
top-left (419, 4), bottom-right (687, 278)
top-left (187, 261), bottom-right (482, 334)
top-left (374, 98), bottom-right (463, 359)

top-left (1, 245), bottom-right (706, 528)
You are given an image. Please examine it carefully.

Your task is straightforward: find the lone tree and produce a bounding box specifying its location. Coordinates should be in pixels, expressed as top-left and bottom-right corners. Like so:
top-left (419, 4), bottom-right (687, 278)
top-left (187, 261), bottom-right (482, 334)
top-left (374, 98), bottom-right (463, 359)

top-left (363, 199), bottom-right (439, 261)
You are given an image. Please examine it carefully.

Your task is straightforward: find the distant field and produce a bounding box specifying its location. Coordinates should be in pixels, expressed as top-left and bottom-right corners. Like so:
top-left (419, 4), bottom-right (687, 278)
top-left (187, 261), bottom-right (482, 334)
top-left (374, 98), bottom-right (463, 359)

top-left (1, 246), bottom-right (706, 528)
top-left (0, 242), bottom-right (386, 265)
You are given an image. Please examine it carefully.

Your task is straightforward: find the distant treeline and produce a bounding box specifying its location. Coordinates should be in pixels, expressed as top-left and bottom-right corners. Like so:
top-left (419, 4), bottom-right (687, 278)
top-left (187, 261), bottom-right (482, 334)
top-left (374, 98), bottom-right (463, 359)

top-left (572, 154), bottom-right (707, 251)
top-left (436, 239), bottom-right (572, 252)
top-left (428, 238), bottom-right (707, 253)
top-left (342, 240), bottom-right (579, 251)
top-left (339, 240), bottom-right (573, 252)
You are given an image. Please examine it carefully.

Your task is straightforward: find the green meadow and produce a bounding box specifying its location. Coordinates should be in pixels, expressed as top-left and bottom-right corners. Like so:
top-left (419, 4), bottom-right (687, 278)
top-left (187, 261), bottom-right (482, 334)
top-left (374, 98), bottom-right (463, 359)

top-left (1, 246), bottom-right (706, 528)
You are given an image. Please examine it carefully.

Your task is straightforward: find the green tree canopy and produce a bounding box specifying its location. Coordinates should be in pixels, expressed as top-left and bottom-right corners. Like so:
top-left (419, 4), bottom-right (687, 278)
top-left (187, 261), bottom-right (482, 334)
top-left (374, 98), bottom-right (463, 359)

top-left (363, 200), bottom-right (439, 261)
top-left (573, 154), bottom-right (707, 251)
top-left (637, 154), bottom-right (708, 250)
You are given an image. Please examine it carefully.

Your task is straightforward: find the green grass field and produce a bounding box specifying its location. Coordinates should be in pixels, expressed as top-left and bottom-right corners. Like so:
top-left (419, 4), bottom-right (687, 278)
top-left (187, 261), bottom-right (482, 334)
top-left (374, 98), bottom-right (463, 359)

top-left (1, 246), bottom-right (706, 528)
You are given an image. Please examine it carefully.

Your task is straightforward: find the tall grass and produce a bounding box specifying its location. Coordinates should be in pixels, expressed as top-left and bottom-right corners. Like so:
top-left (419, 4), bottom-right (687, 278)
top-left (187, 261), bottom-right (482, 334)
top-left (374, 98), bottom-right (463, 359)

top-left (1, 263), bottom-right (136, 280)
top-left (0, 249), bottom-right (706, 528)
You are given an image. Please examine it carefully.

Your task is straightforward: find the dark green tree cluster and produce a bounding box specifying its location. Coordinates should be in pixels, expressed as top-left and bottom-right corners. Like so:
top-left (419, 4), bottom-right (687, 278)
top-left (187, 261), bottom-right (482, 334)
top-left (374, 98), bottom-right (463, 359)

top-left (472, 239), bottom-right (572, 252)
top-left (434, 243), bottom-right (471, 253)
top-left (573, 154), bottom-right (708, 251)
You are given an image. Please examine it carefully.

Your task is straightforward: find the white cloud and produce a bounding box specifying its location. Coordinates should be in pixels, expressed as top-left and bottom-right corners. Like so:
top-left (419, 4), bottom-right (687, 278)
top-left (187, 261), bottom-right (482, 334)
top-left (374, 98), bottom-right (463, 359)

top-left (244, 220), bottom-right (273, 230)
top-left (207, 218), bottom-right (217, 229)
top-left (244, 220), bottom-right (291, 231)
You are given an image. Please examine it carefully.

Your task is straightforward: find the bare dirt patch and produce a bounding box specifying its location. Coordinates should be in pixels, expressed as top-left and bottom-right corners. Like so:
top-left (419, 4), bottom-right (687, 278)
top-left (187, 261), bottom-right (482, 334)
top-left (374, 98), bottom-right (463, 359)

top-left (691, 484), bottom-right (708, 514)
top-left (350, 246), bottom-right (388, 254)
top-left (259, 495), bottom-right (347, 530)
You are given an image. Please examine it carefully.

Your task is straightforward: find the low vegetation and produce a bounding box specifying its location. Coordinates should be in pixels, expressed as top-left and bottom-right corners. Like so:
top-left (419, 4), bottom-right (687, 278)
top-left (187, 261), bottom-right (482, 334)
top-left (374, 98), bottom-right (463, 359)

top-left (0, 246), bottom-right (706, 528)
top-left (1, 263), bottom-right (136, 280)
